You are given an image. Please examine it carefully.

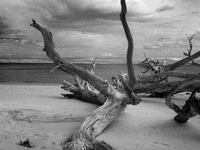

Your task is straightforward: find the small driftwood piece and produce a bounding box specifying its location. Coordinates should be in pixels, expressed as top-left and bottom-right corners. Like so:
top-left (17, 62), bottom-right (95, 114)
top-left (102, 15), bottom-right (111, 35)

top-left (19, 138), bottom-right (34, 148)
top-left (165, 87), bottom-right (200, 123)
top-left (30, 0), bottom-right (141, 149)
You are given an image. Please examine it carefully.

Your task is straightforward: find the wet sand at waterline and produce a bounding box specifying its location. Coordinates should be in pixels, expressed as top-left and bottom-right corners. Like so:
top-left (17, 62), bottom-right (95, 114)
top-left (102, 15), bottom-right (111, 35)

top-left (0, 84), bottom-right (200, 150)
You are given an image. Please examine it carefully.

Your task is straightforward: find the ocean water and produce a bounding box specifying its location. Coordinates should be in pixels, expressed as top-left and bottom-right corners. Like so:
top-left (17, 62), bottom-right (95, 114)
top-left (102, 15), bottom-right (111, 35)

top-left (0, 63), bottom-right (199, 84)
top-left (0, 63), bottom-right (130, 84)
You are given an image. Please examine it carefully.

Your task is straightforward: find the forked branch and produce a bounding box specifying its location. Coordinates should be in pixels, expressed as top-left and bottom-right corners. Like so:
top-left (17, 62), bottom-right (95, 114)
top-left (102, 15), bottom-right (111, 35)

top-left (183, 34), bottom-right (200, 66)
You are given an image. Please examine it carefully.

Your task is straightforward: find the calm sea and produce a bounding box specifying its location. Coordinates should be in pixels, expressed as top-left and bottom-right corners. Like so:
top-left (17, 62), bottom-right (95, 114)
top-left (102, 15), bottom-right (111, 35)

top-left (0, 63), bottom-right (130, 84)
top-left (0, 63), bottom-right (199, 84)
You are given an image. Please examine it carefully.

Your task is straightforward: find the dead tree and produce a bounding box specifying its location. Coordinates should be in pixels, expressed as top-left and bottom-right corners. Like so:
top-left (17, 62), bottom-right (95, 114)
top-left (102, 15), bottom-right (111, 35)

top-left (135, 34), bottom-right (200, 122)
top-left (137, 34), bottom-right (200, 89)
top-left (57, 9), bottom-right (200, 124)
top-left (30, 1), bottom-right (200, 150)
top-left (31, 0), bottom-right (141, 149)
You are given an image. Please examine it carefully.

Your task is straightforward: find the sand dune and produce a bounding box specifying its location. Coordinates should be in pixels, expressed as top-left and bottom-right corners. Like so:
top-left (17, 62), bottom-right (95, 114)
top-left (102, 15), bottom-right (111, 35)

top-left (0, 84), bottom-right (200, 150)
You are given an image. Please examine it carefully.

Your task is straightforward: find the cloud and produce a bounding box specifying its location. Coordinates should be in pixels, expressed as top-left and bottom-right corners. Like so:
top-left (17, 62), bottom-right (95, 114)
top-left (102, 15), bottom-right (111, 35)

top-left (20, 0), bottom-right (155, 27)
top-left (0, 0), bottom-right (125, 39)
top-left (21, 0), bottom-right (121, 24)
top-left (156, 4), bottom-right (174, 12)
top-left (0, 16), bottom-right (25, 40)
top-left (190, 11), bottom-right (200, 15)
top-left (0, 17), bottom-right (9, 35)
top-left (0, 0), bottom-right (156, 35)
top-left (52, 29), bottom-right (126, 58)
top-left (1, 0), bottom-right (200, 63)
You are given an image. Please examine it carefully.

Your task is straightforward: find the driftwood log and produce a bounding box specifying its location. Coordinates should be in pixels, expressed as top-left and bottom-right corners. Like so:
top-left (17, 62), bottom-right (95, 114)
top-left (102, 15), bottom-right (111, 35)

top-left (31, 0), bottom-right (141, 149)
top-left (136, 34), bottom-right (200, 122)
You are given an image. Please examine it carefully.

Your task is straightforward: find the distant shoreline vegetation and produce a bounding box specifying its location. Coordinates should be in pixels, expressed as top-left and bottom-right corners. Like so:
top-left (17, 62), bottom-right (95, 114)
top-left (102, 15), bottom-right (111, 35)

top-left (0, 57), bottom-right (195, 65)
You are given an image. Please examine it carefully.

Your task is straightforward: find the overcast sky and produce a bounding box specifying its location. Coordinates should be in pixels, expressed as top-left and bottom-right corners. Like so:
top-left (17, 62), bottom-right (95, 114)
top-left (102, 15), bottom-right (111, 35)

top-left (0, 0), bottom-right (200, 63)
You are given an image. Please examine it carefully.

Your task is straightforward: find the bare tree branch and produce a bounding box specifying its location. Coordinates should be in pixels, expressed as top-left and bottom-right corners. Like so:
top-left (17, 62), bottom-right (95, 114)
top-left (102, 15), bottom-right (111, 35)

top-left (184, 34), bottom-right (200, 66)
top-left (120, 0), bottom-right (136, 89)
top-left (164, 34), bottom-right (200, 71)
top-left (30, 19), bottom-right (116, 98)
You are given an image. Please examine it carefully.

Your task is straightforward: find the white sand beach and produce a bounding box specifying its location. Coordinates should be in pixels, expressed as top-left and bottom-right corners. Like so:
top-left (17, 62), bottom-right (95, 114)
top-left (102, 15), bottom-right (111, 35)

top-left (0, 84), bottom-right (200, 150)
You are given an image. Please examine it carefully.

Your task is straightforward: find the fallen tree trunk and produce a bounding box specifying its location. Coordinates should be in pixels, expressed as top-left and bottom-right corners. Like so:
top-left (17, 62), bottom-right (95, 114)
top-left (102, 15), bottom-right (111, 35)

top-left (61, 76), bottom-right (200, 101)
top-left (138, 71), bottom-right (200, 84)
top-left (137, 82), bottom-right (199, 94)
top-left (168, 88), bottom-right (198, 123)
top-left (138, 34), bottom-right (200, 85)
top-left (30, 0), bottom-right (141, 149)
top-left (164, 51), bottom-right (200, 71)
top-left (136, 47), bottom-right (200, 97)
top-left (165, 85), bottom-right (200, 123)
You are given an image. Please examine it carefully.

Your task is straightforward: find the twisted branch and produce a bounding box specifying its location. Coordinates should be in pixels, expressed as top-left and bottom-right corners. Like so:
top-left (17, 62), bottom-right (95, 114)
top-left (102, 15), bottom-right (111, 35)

top-left (120, 0), bottom-right (136, 89)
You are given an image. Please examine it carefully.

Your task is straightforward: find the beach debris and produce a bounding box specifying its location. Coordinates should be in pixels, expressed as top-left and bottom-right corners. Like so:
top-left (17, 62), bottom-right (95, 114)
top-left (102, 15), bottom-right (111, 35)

top-left (19, 138), bottom-right (34, 148)
top-left (139, 56), bottom-right (165, 74)
top-left (60, 56), bottom-right (106, 105)
top-left (136, 34), bottom-right (200, 98)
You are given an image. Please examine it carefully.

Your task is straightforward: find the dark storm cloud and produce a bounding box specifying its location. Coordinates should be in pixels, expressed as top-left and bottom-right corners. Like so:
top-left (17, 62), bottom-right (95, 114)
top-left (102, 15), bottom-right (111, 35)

top-left (24, 0), bottom-right (148, 28)
top-left (156, 4), bottom-right (174, 12)
top-left (51, 2), bottom-right (119, 21)
top-left (190, 11), bottom-right (200, 15)
top-left (0, 16), bottom-right (9, 35)
top-left (24, 0), bottom-right (120, 24)
top-left (2, 0), bottom-right (200, 62)
top-left (0, 16), bottom-right (25, 40)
